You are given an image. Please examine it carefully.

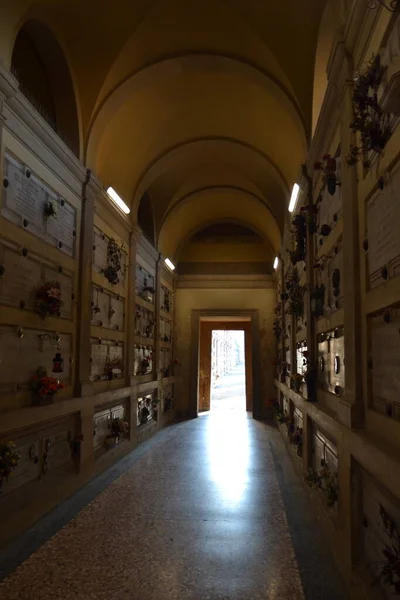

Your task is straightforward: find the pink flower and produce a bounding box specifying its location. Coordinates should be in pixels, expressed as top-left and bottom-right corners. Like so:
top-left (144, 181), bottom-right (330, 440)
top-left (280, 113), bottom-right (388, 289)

top-left (47, 287), bottom-right (61, 299)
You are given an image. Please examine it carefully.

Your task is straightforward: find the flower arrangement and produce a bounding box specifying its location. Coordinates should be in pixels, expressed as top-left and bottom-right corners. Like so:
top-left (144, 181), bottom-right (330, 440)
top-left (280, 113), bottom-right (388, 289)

top-left (0, 440), bottom-right (20, 489)
top-left (286, 269), bottom-right (305, 319)
top-left (346, 54), bottom-right (392, 167)
top-left (372, 505), bottom-right (400, 594)
top-left (291, 373), bottom-right (303, 393)
top-left (35, 281), bottom-right (62, 319)
top-left (273, 318), bottom-right (282, 341)
top-left (110, 417), bottom-right (129, 438)
top-left (31, 367), bottom-right (65, 403)
top-left (288, 213), bottom-right (307, 265)
top-left (305, 462), bottom-right (338, 507)
top-left (104, 239), bottom-right (123, 285)
top-left (314, 154), bottom-right (340, 196)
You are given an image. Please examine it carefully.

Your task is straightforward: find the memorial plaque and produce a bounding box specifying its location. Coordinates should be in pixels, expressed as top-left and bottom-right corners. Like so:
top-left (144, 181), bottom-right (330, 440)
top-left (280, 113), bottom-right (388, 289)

top-left (136, 263), bottom-right (155, 302)
top-left (161, 284), bottom-right (172, 314)
top-left (329, 334), bottom-right (345, 394)
top-left (312, 428), bottom-right (338, 472)
top-left (0, 326), bottom-right (71, 393)
top-left (45, 429), bottom-right (73, 472)
top-left (367, 166), bottom-right (400, 288)
top-left (90, 341), bottom-right (108, 380)
top-left (137, 393), bottom-right (154, 426)
top-left (371, 309), bottom-right (400, 417)
top-left (93, 227), bottom-right (127, 285)
top-left (296, 342), bottom-right (307, 377)
top-left (316, 156), bottom-right (342, 248)
top-left (2, 153), bottom-right (76, 257)
top-left (362, 469), bottom-right (400, 599)
top-left (293, 407), bottom-right (303, 430)
top-left (0, 440), bottom-right (41, 496)
top-left (93, 409), bottom-right (111, 450)
top-left (44, 266), bottom-right (73, 318)
top-left (45, 201), bottom-right (76, 257)
top-left (0, 244), bottom-right (40, 310)
top-left (110, 295), bottom-right (124, 331)
top-left (318, 338), bottom-right (330, 390)
top-left (91, 286), bottom-right (109, 326)
top-left (93, 228), bottom-right (108, 274)
top-left (328, 246), bottom-right (344, 310)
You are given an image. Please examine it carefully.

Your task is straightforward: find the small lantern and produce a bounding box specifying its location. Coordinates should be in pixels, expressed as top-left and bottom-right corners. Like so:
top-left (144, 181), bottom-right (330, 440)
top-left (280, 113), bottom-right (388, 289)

top-left (52, 352), bottom-right (64, 373)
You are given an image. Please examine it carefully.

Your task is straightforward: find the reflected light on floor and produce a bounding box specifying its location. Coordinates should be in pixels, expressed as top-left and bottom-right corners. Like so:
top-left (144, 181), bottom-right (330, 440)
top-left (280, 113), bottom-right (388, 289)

top-left (206, 408), bottom-right (249, 504)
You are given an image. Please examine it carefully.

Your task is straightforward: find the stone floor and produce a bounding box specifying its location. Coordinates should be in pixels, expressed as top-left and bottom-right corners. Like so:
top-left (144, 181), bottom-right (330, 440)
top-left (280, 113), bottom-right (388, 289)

top-left (0, 370), bottom-right (349, 600)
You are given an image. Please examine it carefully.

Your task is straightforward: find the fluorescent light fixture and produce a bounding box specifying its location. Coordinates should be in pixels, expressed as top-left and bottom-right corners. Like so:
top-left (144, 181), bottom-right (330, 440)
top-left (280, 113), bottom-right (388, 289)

top-left (273, 256), bottom-right (279, 270)
top-left (106, 186), bottom-right (130, 214)
top-left (165, 258), bottom-right (175, 271)
top-left (288, 183), bottom-right (300, 213)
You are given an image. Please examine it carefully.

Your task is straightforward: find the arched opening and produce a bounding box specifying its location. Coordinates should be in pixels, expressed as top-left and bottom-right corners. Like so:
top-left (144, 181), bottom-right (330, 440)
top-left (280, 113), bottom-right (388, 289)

top-left (11, 20), bottom-right (80, 156)
top-left (312, 5), bottom-right (336, 135)
top-left (137, 192), bottom-right (155, 246)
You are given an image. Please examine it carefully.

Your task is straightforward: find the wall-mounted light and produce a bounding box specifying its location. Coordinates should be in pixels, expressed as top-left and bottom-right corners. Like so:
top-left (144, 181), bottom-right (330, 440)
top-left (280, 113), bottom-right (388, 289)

top-left (367, 0), bottom-right (398, 11)
top-left (288, 183), bottom-right (300, 213)
top-left (165, 258), bottom-right (175, 271)
top-left (106, 187), bottom-right (130, 214)
top-left (273, 256), bottom-right (279, 270)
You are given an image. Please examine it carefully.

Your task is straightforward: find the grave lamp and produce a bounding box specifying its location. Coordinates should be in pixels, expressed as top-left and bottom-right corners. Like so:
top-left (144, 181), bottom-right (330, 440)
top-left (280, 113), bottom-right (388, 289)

top-left (52, 352), bottom-right (64, 373)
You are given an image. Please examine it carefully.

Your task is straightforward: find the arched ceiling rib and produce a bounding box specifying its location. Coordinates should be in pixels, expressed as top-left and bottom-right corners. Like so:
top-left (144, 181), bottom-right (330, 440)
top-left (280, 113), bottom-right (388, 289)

top-left (132, 138), bottom-right (289, 234)
top-left (2, 0), bottom-right (328, 256)
top-left (158, 188), bottom-right (281, 260)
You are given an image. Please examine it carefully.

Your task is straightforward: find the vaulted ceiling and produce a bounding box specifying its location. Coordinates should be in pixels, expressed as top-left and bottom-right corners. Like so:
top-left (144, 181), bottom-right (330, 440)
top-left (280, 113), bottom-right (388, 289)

top-left (2, 0), bottom-right (341, 266)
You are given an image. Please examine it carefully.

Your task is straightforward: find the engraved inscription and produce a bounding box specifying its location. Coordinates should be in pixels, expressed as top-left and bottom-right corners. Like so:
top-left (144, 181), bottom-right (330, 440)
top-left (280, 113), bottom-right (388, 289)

top-left (2, 153), bottom-right (77, 257)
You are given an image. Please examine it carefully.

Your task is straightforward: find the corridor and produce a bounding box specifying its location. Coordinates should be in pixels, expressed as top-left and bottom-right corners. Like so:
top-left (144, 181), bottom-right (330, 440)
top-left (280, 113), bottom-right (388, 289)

top-left (211, 364), bottom-right (246, 412)
top-left (0, 414), bottom-right (348, 600)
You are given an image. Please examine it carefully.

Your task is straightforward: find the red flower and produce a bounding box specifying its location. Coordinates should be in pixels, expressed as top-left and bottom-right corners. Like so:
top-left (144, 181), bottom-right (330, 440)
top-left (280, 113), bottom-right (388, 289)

top-left (39, 388), bottom-right (47, 396)
top-left (322, 154), bottom-right (331, 160)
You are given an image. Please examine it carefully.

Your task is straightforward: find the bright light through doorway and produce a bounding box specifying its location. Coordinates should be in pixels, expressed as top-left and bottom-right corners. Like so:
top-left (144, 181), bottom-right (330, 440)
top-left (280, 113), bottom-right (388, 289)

top-left (210, 330), bottom-right (246, 412)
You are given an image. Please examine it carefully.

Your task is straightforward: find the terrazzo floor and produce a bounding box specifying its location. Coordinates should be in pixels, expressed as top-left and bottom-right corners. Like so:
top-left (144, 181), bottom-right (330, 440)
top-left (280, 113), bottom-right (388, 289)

top-left (0, 369), bottom-right (349, 600)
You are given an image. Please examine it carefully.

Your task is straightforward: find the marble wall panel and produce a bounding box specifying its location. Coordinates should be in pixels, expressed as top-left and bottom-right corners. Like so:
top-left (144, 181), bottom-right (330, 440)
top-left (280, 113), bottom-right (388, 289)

top-left (362, 468), bottom-right (400, 599)
top-left (0, 415), bottom-right (77, 497)
top-left (91, 285), bottom-right (124, 331)
top-left (93, 227), bottom-right (127, 285)
top-left (318, 330), bottom-right (345, 395)
top-left (0, 326), bottom-right (71, 395)
top-left (161, 284), bottom-right (172, 314)
top-left (370, 307), bottom-right (400, 420)
top-left (2, 152), bottom-right (77, 257)
top-left (312, 427), bottom-right (338, 473)
top-left (93, 402), bottom-right (128, 451)
top-left (367, 163), bottom-right (400, 288)
top-left (135, 263), bottom-right (155, 304)
top-left (0, 240), bottom-right (73, 318)
top-left (90, 338), bottom-right (124, 382)
top-left (134, 305), bottom-right (154, 338)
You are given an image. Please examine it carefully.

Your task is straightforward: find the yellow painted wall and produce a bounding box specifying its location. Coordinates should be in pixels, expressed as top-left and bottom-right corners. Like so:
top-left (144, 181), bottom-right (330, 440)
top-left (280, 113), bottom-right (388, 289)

top-left (174, 285), bottom-right (276, 416)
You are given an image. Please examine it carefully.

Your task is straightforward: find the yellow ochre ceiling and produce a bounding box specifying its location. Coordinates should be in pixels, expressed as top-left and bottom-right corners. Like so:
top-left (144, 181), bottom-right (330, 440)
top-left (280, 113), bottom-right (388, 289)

top-left (2, 0), bottom-right (338, 262)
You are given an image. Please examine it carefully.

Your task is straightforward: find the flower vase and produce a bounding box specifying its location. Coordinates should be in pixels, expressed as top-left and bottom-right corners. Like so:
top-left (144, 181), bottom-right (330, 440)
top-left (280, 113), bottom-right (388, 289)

top-left (105, 436), bottom-right (119, 449)
top-left (33, 392), bottom-right (55, 406)
top-left (293, 380), bottom-right (302, 394)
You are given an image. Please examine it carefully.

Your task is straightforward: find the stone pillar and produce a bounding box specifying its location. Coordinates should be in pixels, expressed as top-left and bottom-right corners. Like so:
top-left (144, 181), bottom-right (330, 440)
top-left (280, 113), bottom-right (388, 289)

top-left (338, 52), bottom-right (363, 428)
top-left (128, 226), bottom-right (141, 441)
top-left (75, 170), bottom-right (99, 397)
